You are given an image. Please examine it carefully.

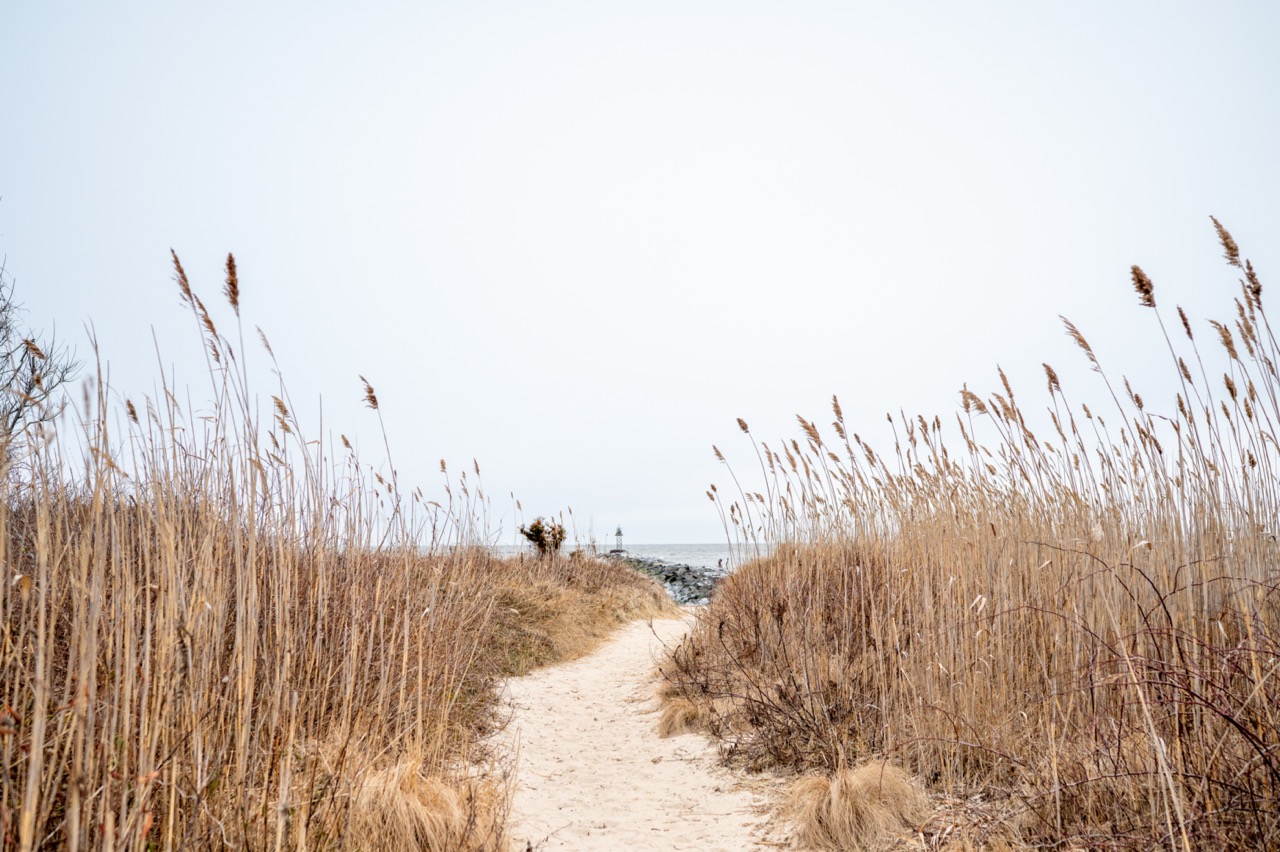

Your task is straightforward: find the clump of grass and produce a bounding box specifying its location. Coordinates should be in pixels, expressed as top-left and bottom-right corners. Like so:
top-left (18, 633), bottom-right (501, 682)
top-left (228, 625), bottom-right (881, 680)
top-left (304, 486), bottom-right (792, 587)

top-left (784, 761), bottom-right (929, 851)
top-left (666, 221), bottom-right (1280, 848)
top-left (0, 254), bottom-right (670, 850)
top-left (656, 697), bottom-right (704, 738)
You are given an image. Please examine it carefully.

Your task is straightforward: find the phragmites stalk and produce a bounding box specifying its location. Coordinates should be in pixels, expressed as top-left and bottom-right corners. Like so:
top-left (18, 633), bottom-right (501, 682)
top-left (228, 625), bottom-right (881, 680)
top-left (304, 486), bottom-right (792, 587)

top-left (1211, 215), bottom-right (1241, 268)
top-left (1211, 320), bottom-right (1239, 360)
top-left (192, 294), bottom-right (217, 339)
top-left (1043, 363), bottom-right (1060, 393)
top-left (1061, 317), bottom-right (1099, 370)
top-left (832, 394), bottom-right (844, 423)
top-left (21, 338), bottom-right (46, 360)
top-left (256, 326), bottom-right (274, 357)
top-left (737, 417), bottom-right (750, 433)
top-left (171, 248), bottom-right (192, 303)
top-left (797, 415), bottom-right (822, 445)
top-left (998, 366), bottom-right (1015, 401)
top-left (960, 386), bottom-right (988, 415)
top-left (359, 375), bottom-right (379, 410)
top-left (1131, 265), bottom-right (1155, 308)
top-left (126, 399), bottom-right (138, 423)
top-left (713, 445), bottom-right (726, 461)
top-left (1246, 259), bottom-right (1262, 306)
top-left (224, 253), bottom-right (240, 317)
top-left (1178, 306), bottom-right (1194, 340)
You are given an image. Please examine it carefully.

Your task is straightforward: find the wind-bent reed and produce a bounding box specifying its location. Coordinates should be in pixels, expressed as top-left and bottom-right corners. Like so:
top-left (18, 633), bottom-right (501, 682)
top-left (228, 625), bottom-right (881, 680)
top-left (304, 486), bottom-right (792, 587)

top-left (665, 221), bottom-right (1280, 849)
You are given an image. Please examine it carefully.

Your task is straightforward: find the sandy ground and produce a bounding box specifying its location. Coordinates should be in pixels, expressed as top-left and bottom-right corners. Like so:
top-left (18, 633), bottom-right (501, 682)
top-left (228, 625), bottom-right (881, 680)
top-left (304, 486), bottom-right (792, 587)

top-left (496, 615), bottom-right (788, 851)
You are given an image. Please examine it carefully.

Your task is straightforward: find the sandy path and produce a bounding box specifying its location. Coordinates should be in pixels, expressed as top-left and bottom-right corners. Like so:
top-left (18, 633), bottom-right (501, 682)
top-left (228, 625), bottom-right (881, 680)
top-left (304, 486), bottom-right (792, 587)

top-left (497, 616), bottom-right (785, 851)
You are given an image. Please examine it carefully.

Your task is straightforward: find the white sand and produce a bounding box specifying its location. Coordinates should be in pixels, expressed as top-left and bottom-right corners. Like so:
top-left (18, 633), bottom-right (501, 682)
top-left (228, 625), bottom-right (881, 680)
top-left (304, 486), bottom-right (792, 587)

top-left (497, 616), bottom-right (787, 851)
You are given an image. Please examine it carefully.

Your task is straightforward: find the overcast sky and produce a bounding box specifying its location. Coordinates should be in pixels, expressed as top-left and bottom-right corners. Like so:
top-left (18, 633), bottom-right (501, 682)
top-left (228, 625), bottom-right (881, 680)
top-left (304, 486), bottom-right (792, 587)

top-left (3, 2), bottom-right (1279, 543)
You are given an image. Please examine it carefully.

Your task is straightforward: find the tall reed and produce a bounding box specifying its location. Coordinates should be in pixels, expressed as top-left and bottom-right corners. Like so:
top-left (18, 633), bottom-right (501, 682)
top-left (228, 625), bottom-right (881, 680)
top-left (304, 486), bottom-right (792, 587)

top-left (666, 221), bottom-right (1280, 849)
top-left (0, 254), bottom-right (671, 850)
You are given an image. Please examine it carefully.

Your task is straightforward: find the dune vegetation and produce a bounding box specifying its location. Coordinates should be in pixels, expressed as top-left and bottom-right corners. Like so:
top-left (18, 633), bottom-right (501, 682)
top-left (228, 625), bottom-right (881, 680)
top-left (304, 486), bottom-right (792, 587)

top-left (662, 221), bottom-right (1280, 849)
top-left (0, 254), bottom-right (673, 850)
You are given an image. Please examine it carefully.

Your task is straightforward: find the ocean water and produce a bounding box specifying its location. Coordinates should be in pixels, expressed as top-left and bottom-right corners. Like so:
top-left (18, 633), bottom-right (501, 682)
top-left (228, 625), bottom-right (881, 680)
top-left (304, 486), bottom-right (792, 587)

top-left (493, 542), bottom-right (771, 573)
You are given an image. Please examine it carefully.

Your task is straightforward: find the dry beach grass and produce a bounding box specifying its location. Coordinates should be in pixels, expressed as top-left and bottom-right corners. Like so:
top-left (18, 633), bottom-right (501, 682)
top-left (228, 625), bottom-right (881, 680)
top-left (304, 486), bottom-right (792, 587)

top-left (0, 255), bottom-right (671, 850)
top-left (6, 222), bottom-right (1277, 850)
top-left (662, 221), bottom-right (1280, 849)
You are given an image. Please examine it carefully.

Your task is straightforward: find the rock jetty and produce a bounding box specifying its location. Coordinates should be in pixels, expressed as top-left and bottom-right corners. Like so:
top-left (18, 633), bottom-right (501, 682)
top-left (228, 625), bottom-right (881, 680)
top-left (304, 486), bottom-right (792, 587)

top-left (606, 553), bottom-right (721, 605)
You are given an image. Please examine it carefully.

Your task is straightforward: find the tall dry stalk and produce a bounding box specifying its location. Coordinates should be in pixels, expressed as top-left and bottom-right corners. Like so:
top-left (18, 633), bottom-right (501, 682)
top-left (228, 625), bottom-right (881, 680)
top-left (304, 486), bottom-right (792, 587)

top-left (667, 221), bottom-right (1280, 849)
top-left (0, 254), bottom-right (671, 849)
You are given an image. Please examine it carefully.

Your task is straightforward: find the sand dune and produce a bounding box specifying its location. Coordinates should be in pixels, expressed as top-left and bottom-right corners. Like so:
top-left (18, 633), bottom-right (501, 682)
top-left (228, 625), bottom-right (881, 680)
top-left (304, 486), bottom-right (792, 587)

top-left (497, 616), bottom-right (786, 851)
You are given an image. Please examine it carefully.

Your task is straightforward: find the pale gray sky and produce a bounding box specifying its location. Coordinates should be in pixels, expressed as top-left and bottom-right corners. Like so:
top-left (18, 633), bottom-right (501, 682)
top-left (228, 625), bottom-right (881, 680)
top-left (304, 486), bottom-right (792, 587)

top-left (3, 2), bottom-right (1278, 542)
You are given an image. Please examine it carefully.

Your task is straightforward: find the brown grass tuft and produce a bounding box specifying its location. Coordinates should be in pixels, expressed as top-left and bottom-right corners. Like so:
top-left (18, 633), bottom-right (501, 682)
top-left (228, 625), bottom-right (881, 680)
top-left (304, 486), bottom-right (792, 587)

top-left (347, 762), bottom-right (501, 852)
top-left (657, 697), bottom-right (704, 738)
top-left (785, 762), bottom-right (928, 851)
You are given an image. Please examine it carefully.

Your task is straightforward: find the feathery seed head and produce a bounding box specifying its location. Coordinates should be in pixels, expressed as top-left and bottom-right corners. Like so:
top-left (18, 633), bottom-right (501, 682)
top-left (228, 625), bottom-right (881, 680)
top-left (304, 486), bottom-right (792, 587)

top-left (737, 417), bottom-right (750, 433)
top-left (960, 386), bottom-right (988, 415)
top-left (797, 415), bottom-right (822, 445)
top-left (1245, 260), bottom-right (1262, 306)
top-left (171, 249), bottom-right (192, 303)
top-left (1211, 321), bottom-right (1239, 360)
top-left (224, 253), bottom-right (240, 316)
top-left (192, 294), bottom-right (217, 338)
top-left (998, 366), bottom-right (1014, 401)
top-left (1211, 216), bottom-right (1241, 268)
top-left (1131, 265), bottom-right (1155, 308)
top-left (1043, 363), bottom-right (1060, 393)
top-left (359, 375), bottom-right (379, 410)
top-left (1061, 317), bottom-right (1099, 369)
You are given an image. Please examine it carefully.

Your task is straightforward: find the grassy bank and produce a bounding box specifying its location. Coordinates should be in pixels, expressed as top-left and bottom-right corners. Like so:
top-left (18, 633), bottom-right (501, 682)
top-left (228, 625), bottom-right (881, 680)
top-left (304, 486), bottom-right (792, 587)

top-left (662, 222), bottom-right (1280, 849)
top-left (0, 256), bottom-right (673, 850)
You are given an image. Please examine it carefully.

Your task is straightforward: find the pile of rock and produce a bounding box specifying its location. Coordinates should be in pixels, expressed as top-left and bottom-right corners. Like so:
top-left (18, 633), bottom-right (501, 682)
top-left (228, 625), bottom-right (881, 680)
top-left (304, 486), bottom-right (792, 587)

top-left (609, 554), bottom-right (720, 605)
